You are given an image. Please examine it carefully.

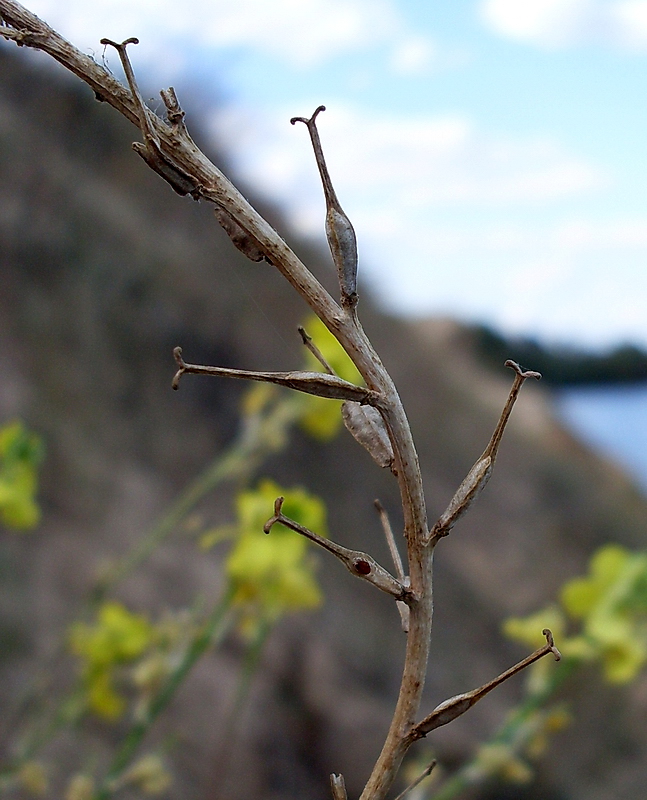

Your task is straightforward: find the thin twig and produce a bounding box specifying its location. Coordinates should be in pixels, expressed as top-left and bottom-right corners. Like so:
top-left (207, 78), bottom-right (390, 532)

top-left (298, 325), bottom-right (335, 374)
top-left (375, 500), bottom-right (405, 582)
top-left (392, 760), bottom-right (437, 800)
top-left (264, 498), bottom-right (411, 602)
top-left (375, 500), bottom-right (410, 631)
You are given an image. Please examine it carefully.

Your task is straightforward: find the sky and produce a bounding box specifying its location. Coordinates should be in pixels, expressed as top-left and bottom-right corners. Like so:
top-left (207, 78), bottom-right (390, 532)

top-left (16, 0), bottom-right (647, 349)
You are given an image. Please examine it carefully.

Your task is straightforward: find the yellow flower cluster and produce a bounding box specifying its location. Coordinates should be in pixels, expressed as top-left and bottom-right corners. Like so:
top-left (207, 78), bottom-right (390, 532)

top-left (505, 544), bottom-right (647, 684)
top-left (226, 479), bottom-right (326, 633)
top-left (69, 602), bottom-right (154, 720)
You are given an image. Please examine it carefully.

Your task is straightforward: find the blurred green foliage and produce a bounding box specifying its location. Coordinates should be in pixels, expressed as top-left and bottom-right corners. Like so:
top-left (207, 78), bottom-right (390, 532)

top-left (0, 420), bottom-right (43, 530)
top-left (505, 544), bottom-right (647, 684)
top-left (298, 315), bottom-right (363, 440)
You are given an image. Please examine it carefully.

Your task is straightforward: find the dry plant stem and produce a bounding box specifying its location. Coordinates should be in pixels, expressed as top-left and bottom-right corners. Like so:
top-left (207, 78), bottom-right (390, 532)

top-left (429, 360), bottom-right (541, 543)
top-left (265, 498), bottom-right (411, 602)
top-left (375, 500), bottom-right (406, 583)
top-left (0, 7), bottom-right (430, 798)
top-left (330, 773), bottom-right (348, 800)
top-left (375, 499), bottom-right (410, 632)
top-left (408, 630), bottom-right (561, 742)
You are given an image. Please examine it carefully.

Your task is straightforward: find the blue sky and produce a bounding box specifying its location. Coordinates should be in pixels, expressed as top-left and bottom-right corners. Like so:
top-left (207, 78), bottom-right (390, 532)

top-left (21, 0), bottom-right (647, 348)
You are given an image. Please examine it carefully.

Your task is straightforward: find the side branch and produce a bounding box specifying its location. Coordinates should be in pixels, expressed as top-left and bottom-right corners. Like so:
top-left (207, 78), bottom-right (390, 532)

top-left (429, 360), bottom-right (540, 543)
top-left (298, 325), bottom-right (334, 374)
top-left (264, 498), bottom-right (412, 602)
top-left (392, 760), bottom-right (436, 800)
top-left (171, 347), bottom-right (382, 405)
top-left (407, 629), bottom-right (561, 742)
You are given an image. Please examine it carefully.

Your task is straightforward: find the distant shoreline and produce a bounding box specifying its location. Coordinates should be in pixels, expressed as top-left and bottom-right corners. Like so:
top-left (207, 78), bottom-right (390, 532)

top-left (471, 324), bottom-right (647, 387)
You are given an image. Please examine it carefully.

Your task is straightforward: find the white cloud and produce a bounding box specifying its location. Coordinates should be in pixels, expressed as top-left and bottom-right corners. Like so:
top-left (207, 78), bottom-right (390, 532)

top-left (389, 36), bottom-right (436, 75)
top-left (614, 1), bottom-right (647, 47)
top-left (212, 103), bottom-right (605, 236)
top-left (210, 102), bottom-right (645, 346)
top-left (23, 0), bottom-right (432, 68)
top-left (481, 0), bottom-right (594, 46)
top-left (480, 0), bottom-right (647, 50)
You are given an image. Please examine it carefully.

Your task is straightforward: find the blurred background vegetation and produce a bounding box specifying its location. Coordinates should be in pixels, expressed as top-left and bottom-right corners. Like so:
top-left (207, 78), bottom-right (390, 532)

top-left (1, 42), bottom-right (647, 800)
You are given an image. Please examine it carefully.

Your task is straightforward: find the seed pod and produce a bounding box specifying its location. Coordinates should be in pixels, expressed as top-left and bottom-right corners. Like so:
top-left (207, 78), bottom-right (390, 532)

top-left (342, 402), bottom-right (394, 468)
top-left (326, 206), bottom-right (358, 301)
top-left (432, 456), bottom-right (492, 537)
top-left (291, 106), bottom-right (358, 307)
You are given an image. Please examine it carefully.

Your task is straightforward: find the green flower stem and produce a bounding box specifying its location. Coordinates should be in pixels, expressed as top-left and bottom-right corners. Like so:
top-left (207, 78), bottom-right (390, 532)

top-left (94, 588), bottom-right (235, 800)
top-left (0, 686), bottom-right (85, 780)
top-left (428, 659), bottom-right (577, 800)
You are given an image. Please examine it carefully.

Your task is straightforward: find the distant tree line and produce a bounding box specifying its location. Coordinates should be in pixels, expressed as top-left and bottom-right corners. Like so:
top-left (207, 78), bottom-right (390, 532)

top-left (472, 325), bottom-right (647, 386)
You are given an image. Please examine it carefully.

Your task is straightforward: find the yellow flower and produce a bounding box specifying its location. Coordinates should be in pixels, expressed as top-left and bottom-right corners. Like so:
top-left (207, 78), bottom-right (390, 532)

top-left (69, 602), bottom-right (154, 720)
top-left (226, 480), bottom-right (326, 626)
top-left (123, 754), bottom-right (172, 795)
top-left (561, 545), bottom-right (647, 683)
top-left (65, 774), bottom-right (95, 800)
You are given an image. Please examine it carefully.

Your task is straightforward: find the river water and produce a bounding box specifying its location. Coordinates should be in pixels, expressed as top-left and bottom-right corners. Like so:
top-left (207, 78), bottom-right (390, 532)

top-left (554, 383), bottom-right (647, 493)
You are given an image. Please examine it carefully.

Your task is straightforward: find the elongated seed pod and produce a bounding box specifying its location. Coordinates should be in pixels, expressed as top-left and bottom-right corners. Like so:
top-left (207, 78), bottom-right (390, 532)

top-left (432, 456), bottom-right (492, 536)
top-left (326, 205), bottom-right (358, 302)
top-left (291, 107), bottom-right (358, 307)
